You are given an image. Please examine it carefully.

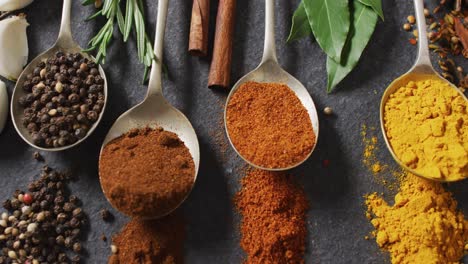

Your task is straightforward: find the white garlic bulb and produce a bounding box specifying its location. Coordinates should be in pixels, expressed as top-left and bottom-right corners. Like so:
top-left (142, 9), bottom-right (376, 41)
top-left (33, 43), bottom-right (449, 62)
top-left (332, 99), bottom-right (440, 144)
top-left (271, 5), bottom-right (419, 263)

top-left (0, 0), bottom-right (33, 11)
top-left (0, 16), bottom-right (29, 81)
top-left (0, 80), bottom-right (7, 134)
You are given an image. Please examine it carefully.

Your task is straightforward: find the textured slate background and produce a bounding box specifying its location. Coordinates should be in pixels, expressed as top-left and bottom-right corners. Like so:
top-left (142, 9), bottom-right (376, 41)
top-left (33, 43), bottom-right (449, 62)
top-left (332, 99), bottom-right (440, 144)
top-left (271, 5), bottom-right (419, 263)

top-left (0, 0), bottom-right (467, 263)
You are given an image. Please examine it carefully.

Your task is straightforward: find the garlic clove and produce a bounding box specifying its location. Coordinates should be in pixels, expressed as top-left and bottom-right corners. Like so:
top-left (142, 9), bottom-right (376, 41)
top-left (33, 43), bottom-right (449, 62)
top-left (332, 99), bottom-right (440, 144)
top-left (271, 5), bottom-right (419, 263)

top-left (0, 80), bottom-right (7, 134)
top-left (0, 16), bottom-right (29, 81)
top-left (0, 0), bottom-right (33, 11)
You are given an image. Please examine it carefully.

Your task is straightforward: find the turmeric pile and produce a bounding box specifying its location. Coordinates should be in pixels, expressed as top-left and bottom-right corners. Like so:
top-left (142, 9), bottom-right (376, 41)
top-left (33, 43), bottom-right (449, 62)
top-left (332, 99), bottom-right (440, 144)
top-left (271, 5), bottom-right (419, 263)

top-left (383, 78), bottom-right (467, 181)
top-left (365, 173), bottom-right (468, 264)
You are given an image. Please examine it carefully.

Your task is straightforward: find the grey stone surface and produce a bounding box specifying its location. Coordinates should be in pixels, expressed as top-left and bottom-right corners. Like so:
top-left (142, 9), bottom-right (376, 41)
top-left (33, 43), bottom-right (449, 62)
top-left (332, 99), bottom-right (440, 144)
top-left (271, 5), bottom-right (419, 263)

top-left (0, 0), bottom-right (467, 263)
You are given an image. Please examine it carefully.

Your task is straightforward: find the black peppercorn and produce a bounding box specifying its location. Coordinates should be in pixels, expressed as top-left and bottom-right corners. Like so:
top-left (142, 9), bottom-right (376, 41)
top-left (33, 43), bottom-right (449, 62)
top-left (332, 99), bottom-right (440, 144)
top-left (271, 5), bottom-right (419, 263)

top-left (18, 52), bottom-right (105, 148)
top-left (72, 242), bottom-right (82, 253)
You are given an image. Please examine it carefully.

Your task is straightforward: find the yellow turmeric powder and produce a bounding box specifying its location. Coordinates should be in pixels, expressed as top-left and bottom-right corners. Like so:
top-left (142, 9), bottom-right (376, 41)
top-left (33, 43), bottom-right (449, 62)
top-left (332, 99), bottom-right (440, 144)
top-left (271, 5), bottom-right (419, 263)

top-left (384, 78), bottom-right (468, 181)
top-left (365, 173), bottom-right (468, 264)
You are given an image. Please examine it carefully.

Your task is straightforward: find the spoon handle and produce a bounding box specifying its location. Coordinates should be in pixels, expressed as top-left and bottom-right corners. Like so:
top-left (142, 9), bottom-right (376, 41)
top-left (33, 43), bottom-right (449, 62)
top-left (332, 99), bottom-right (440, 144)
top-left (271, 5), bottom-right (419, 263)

top-left (147, 0), bottom-right (168, 97)
top-left (413, 0), bottom-right (431, 67)
top-left (56, 0), bottom-right (75, 48)
top-left (261, 0), bottom-right (277, 64)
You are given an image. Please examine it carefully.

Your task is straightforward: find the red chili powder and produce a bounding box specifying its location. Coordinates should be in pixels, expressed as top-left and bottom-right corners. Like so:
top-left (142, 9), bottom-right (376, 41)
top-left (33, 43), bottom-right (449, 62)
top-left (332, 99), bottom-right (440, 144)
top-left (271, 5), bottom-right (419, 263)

top-left (109, 213), bottom-right (185, 264)
top-left (226, 81), bottom-right (315, 168)
top-left (99, 127), bottom-right (195, 218)
top-left (235, 169), bottom-right (309, 264)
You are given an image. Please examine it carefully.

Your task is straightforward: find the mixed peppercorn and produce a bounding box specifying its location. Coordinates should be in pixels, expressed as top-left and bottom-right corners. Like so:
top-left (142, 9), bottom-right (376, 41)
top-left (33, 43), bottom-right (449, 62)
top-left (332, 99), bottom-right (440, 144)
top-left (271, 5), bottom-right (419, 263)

top-left (0, 165), bottom-right (87, 263)
top-left (18, 52), bottom-right (105, 148)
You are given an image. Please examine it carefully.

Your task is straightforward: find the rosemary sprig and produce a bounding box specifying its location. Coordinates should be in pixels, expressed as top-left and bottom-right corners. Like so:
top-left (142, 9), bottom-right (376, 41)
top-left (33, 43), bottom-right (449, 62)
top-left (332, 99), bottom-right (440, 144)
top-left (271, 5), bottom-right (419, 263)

top-left (82, 0), bottom-right (156, 82)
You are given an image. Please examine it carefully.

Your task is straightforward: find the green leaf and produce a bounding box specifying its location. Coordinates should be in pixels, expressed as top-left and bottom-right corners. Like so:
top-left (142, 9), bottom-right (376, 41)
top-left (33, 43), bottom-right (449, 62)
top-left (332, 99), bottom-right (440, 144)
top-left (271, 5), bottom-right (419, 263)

top-left (287, 2), bottom-right (312, 43)
top-left (303, 0), bottom-right (350, 62)
top-left (85, 10), bottom-right (103, 21)
top-left (82, 0), bottom-right (95, 6)
top-left (358, 0), bottom-right (384, 20)
top-left (117, 4), bottom-right (125, 35)
top-left (326, 1), bottom-right (378, 92)
top-left (102, 0), bottom-right (113, 16)
top-left (134, 5), bottom-right (146, 62)
top-left (123, 0), bottom-right (134, 42)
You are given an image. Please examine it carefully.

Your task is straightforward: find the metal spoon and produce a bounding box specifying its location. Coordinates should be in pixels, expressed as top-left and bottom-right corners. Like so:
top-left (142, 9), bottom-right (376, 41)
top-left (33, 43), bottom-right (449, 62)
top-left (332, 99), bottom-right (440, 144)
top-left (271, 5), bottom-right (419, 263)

top-left (99, 0), bottom-right (200, 219)
top-left (10, 0), bottom-right (108, 151)
top-left (380, 0), bottom-right (467, 182)
top-left (224, 0), bottom-right (319, 171)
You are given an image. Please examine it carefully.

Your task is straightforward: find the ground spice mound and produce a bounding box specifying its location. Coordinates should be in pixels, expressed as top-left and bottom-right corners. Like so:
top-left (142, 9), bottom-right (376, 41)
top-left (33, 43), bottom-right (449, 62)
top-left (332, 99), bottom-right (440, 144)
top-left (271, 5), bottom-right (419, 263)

top-left (384, 78), bottom-right (468, 180)
top-left (226, 82), bottom-right (315, 168)
top-left (365, 173), bottom-right (468, 264)
top-left (109, 214), bottom-right (185, 264)
top-left (235, 169), bottom-right (309, 264)
top-left (99, 127), bottom-right (195, 218)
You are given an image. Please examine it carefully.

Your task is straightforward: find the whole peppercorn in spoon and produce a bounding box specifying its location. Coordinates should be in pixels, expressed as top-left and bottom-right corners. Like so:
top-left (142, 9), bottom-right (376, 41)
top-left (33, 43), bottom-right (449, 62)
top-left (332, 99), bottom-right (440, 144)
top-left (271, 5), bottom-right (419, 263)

top-left (10, 0), bottom-right (107, 151)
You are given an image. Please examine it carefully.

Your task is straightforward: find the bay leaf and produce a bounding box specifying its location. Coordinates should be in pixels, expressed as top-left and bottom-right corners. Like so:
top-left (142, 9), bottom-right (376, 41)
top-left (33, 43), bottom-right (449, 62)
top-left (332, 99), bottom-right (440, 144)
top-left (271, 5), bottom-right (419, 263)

top-left (303, 0), bottom-right (350, 62)
top-left (287, 2), bottom-right (312, 43)
top-left (358, 0), bottom-right (384, 20)
top-left (326, 1), bottom-right (378, 93)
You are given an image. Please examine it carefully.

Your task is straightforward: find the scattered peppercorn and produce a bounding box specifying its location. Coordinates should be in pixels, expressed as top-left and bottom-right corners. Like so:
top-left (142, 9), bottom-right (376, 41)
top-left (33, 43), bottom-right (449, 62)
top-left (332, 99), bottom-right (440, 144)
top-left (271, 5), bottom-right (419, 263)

top-left (18, 52), bottom-right (105, 148)
top-left (323, 106), bottom-right (333, 115)
top-left (32, 152), bottom-right (43, 162)
top-left (0, 163), bottom-right (87, 263)
top-left (100, 209), bottom-right (113, 222)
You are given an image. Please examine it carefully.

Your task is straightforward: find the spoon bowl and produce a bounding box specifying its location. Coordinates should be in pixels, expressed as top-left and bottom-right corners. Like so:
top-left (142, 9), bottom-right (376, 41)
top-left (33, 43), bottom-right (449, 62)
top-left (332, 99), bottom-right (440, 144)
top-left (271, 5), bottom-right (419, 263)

top-left (10, 0), bottom-right (107, 151)
top-left (224, 0), bottom-right (319, 171)
top-left (99, 0), bottom-right (200, 219)
top-left (380, 0), bottom-right (467, 182)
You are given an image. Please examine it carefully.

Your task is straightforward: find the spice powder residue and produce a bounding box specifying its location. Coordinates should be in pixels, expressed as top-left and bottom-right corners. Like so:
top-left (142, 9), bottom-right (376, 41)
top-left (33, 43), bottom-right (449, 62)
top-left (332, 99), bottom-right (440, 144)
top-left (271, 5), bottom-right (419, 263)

top-left (108, 213), bottom-right (185, 264)
top-left (365, 172), bottom-right (468, 264)
top-left (226, 82), bottom-right (316, 169)
top-left (99, 127), bottom-right (195, 218)
top-left (235, 169), bottom-right (309, 264)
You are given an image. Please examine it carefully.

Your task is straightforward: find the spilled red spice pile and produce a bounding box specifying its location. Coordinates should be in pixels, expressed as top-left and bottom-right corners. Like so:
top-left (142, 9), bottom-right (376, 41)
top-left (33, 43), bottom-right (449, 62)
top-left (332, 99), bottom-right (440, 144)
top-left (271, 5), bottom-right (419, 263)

top-left (99, 127), bottom-right (195, 218)
top-left (109, 213), bottom-right (185, 264)
top-left (235, 169), bottom-right (309, 264)
top-left (226, 82), bottom-right (316, 168)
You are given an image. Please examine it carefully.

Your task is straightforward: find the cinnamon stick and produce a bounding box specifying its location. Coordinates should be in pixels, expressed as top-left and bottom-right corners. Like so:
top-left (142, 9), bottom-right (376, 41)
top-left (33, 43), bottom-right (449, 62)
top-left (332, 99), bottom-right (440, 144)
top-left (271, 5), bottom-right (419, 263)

top-left (208, 0), bottom-right (236, 89)
top-left (189, 0), bottom-right (210, 57)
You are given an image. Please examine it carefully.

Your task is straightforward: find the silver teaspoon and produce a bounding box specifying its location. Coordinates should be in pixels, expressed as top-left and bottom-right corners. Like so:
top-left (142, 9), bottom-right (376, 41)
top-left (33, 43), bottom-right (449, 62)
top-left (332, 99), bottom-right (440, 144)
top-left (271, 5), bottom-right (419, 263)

top-left (99, 0), bottom-right (200, 219)
top-left (10, 0), bottom-right (108, 151)
top-left (224, 0), bottom-right (319, 171)
top-left (380, 0), bottom-right (467, 182)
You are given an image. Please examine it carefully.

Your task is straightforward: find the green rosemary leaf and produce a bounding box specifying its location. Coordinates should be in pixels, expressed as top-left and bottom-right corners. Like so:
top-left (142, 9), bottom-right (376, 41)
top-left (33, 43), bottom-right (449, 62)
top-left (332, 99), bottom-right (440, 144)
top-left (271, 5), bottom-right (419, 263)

top-left (117, 5), bottom-right (125, 35)
top-left (91, 20), bottom-right (111, 46)
top-left (123, 0), bottom-right (134, 41)
top-left (134, 5), bottom-right (145, 62)
top-left (144, 50), bottom-right (152, 67)
top-left (100, 33), bottom-right (109, 57)
top-left (96, 49), bottom-right (103, 64)
top-left (102, 0), bottom-right (113, 16)
top-left (137, 0), bottom-right (144, 14)
top-left (82, 0), bottom-right (95, 6)
top-left (85, 10), bottom-right (102, 21)
top-left (142, 66), bottom-right (149, 83)
top-left (82, 45), bottom-right (97, 53)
